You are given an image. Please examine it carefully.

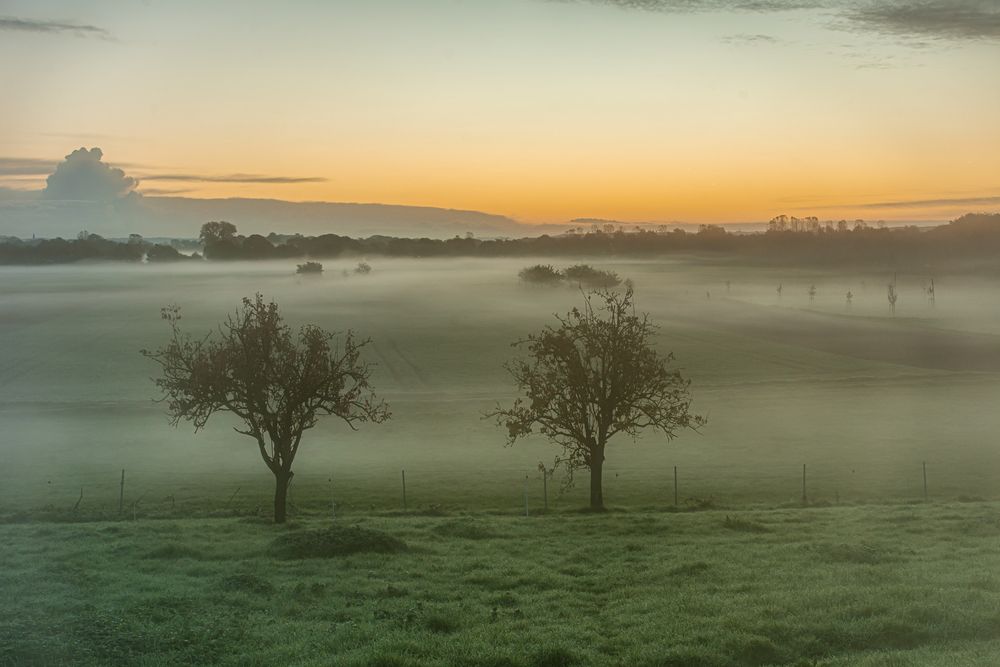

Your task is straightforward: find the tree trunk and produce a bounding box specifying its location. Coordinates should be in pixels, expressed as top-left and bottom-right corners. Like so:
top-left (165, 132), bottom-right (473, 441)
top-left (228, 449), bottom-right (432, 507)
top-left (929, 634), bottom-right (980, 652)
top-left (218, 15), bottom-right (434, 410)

top-left (273, 470), bottom-right (292, 524)
top-left (589, 451), bottom-right (605, 511)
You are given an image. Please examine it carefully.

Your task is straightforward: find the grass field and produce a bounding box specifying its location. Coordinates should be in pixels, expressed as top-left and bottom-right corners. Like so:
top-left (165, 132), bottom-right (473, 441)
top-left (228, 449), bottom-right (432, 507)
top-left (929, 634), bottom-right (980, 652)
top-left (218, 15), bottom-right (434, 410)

top-left (3, 502), bottom-right (1000, 666)
top-left (2, 256), bottom-right (1000, 664)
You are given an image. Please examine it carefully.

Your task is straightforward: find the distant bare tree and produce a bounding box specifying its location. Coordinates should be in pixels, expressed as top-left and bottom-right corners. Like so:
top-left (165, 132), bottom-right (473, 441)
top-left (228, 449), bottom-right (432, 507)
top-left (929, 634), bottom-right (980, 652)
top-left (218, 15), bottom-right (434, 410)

top-left (808, 285), bottom-right (816, 301)
top-left (888, 281), bottom-right (898, 315)
top-left (142, 294), bottom-right (389, 523)
top-left (846, 290), bottom-right (853, 308)
top-left (489, 288), bottom-right (704, 511)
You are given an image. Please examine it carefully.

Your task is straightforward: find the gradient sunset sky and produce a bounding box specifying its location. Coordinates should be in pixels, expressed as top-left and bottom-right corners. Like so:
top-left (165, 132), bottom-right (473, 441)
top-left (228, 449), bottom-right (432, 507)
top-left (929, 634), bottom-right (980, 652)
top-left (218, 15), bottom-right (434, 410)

top-left (2, 0), bottom-right (999, 224)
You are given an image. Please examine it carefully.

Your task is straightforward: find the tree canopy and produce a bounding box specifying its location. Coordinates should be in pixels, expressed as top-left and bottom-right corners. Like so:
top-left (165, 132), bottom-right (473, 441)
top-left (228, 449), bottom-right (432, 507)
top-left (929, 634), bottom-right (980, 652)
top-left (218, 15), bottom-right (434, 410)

top-left (490, 287), bottom-right (704, 510)
top-left (141, 294), bottom-right (389, 522)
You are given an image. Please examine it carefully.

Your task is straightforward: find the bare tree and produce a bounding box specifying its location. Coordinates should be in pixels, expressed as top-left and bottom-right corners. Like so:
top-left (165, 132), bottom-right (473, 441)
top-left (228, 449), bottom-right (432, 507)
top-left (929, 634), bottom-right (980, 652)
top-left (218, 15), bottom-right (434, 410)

top-left (141, 294), bottom-right (389, 523)
top-left (489, 288), bottom-right (704, 511)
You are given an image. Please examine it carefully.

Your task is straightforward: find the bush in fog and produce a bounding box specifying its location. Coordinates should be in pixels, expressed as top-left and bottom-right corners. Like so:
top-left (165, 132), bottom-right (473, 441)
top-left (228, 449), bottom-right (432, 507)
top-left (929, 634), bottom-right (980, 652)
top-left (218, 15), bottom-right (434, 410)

top-left (563, 264), bottom-right (621, 288)
top-left (489, 287), bottom-right (704, 511)
top-left (141, 294), bottom-right (390, 523)
top-left (354, 261), bottom-right (372, 275)
top-left (296, 261), bottom-right (323, 274)
top-left (519, 264), bottom-right (563, 285)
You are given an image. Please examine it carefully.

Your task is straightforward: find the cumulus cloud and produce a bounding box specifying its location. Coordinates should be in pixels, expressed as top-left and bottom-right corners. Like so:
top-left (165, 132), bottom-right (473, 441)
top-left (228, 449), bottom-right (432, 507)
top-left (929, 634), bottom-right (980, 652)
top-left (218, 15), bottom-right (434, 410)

top-left (42, 148), bottom-right (139, 202)
top-left (139, 173), bottom-right (327, 184)
top-left (0, 16), bottom-right (112, 39)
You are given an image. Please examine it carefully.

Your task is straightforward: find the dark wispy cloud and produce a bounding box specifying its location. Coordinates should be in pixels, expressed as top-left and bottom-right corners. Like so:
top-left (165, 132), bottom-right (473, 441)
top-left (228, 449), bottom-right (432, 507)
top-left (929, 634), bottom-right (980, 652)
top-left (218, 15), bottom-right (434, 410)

top-left (0, 157), bottom-right (58, 176)
top-left (813, 194), bottom-right (1000, 209)
top-left (136, 187), bottom-right (197, 196)
top-left (722, 33), bottom-right (782, 44)
top-left (845, 1), bottom-right (1000, 41)
top-left (554, 1), bottom-right (1000, 41)
top-left (552, 0), bottom-right (823, 12)
top-left (139, 173), bottom-right (328, 184)
top-left (0, 16), bottom-right (112, 39)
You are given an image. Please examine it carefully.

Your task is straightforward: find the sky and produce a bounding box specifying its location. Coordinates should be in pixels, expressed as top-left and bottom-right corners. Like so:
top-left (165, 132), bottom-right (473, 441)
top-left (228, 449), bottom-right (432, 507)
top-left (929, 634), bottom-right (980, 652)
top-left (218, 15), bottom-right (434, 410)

top-left (1, 0), bottom-right (999, 225)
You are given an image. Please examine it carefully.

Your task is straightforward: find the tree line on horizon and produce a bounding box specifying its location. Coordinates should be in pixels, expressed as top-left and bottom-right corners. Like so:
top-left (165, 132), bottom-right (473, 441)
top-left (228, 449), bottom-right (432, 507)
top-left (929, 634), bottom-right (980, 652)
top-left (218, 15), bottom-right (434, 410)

top-left (2, 213), bottom-right (1000, 267)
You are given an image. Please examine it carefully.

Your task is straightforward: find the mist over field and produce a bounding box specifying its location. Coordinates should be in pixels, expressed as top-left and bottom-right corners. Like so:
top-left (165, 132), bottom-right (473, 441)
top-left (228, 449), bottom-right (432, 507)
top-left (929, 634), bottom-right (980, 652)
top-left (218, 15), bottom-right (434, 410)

top-left (4, 257), bottom-right (999, 511)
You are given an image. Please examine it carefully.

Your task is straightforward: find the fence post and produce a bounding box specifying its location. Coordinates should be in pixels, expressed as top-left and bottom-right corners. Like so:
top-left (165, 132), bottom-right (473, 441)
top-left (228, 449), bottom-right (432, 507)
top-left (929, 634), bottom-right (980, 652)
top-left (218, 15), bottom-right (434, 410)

top-left (401, 469), bottom-right (407, 511)
top-left (543, 472), bottom-right (548, 512)
top-left (922, 461), bottom-right (928, 501)
top-left (524, 475), bottom-right (529, 517)
top-left (119, 469), bottom-right (125, 514)
top-left (673, 465), bottom-right (678, 507)
top-left (801, 464), bottom-right (807, 506)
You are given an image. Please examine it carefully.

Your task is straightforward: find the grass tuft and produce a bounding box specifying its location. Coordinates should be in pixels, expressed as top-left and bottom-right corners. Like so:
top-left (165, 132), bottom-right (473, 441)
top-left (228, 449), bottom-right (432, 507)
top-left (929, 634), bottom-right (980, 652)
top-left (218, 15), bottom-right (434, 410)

top-left (270, 524), bottom-right (407, 559)
top-left (142, 543), bottom-right (202, 559)
top-left (529, 647), bottom-right (581, 667)
top-left (220, 572), bottom-right (275, 595)
top-left (431, 518), bottom-right (501, 540)
top-left (722, 515), bottom-right (771, 533)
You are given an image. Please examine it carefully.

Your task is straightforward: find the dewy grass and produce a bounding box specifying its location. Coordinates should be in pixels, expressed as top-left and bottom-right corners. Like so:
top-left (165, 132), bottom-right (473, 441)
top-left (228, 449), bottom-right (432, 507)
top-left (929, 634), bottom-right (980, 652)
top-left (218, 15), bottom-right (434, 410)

top-left (270, 524), bottom-right (408, 559)
top-left (3, 501), bottom-right (1000, 665)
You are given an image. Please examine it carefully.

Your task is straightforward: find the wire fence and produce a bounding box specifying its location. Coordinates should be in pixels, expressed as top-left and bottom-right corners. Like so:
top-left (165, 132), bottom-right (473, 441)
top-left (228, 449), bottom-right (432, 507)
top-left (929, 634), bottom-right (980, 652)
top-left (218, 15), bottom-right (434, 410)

top-left (3, 457), bottom-right (996, 521)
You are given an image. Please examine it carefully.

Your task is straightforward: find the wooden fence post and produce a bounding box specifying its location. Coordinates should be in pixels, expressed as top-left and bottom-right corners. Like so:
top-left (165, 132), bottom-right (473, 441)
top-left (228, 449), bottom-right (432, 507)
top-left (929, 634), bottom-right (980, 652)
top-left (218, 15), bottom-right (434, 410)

top-left (922, 461), bottom-right (928, 501)
top-left (802, 464), bottom-right (807, 506)
top-left (401, 469), bottom-right (407, 511)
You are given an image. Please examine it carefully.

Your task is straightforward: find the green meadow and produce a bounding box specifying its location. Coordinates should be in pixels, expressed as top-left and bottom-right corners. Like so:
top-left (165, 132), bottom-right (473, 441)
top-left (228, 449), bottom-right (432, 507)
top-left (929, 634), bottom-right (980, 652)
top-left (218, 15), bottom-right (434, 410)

top-left (2, 256), bottom-right (1000, 665)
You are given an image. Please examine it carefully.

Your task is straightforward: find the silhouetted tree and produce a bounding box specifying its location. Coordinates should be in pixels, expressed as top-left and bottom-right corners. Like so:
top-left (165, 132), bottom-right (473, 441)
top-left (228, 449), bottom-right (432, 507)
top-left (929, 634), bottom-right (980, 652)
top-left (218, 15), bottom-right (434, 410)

top-left (808, 285), bottom-right (817, 301)
top-left (142, 294), bottom-right (389, 523)
top-left (199, 221), bottom-right (238, 245)
top-left (489, 288), bottom-right (704, 511)
top-left (354, 261), bottom-right (372, 275)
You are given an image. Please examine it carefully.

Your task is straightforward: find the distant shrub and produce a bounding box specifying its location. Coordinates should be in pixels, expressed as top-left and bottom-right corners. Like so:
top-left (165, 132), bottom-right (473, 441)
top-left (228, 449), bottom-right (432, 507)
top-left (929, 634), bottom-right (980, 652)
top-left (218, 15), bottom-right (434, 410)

top-left (563, 264), bottom-right (621, 288)
top-left (296, 261), bottom-right (323, 274)
top-left (146, 244), bottom-right (187, 262)
top-left (519, 264), bottom-right (563, 285)
top-left (270, 524), bottom-right (407, 559)
top-left (354, 261), bottom-right (372, 275)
